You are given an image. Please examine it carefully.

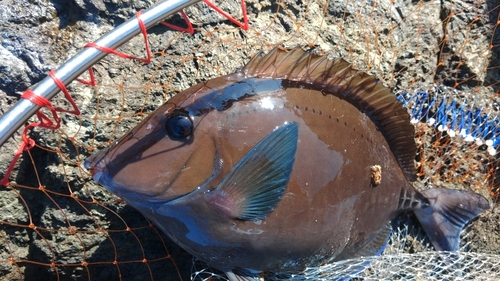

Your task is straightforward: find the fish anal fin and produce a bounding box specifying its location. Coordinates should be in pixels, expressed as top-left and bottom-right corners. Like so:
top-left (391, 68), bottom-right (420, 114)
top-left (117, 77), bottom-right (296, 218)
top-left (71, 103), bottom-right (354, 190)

top-left (335, 224), bottom-right (391, 261)
top-left (208, 123), bottom-right (298, 221)
top-left (413, 188), bottom-right (490, 251)
top-left (226, 270), bottom-right (263, 281)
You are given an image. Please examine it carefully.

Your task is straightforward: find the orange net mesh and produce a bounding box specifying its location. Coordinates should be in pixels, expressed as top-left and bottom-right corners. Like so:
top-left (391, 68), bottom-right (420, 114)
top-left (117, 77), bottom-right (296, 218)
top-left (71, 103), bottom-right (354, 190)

top-left (0, 0), bottom-right (499, 280)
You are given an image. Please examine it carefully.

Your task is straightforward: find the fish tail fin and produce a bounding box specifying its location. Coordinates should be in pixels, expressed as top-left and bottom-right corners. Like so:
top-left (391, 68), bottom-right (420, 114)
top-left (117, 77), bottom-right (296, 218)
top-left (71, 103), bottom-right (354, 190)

top-left (413, 188), bottom-right (490, 251)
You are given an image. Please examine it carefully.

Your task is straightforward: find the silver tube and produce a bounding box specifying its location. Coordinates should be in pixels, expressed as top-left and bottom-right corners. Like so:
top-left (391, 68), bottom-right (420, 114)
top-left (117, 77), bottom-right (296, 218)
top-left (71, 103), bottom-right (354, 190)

top-left (0, 0), bottom-right (200, 147)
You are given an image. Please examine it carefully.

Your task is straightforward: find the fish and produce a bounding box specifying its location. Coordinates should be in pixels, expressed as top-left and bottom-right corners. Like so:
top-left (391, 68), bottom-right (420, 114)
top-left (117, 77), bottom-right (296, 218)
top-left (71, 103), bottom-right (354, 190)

top-left (84, 47), bottom-right (490, 281)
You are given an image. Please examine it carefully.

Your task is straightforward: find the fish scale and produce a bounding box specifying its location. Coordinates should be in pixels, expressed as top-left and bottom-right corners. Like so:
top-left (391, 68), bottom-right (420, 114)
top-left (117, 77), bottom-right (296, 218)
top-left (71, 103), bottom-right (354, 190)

top-left (85, 47), bottom-right (490, 281)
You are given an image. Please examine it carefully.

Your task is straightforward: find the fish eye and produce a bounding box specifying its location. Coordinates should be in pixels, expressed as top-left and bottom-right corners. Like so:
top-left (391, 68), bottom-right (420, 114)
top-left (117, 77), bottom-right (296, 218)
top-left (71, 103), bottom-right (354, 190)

top-left (166, 110), bottom-right (193, 138)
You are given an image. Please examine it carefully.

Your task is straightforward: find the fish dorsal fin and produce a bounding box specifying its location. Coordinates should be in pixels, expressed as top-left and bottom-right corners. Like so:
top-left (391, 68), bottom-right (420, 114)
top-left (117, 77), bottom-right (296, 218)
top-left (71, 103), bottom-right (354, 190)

top-left (241, 47), bottom-right (417, 181)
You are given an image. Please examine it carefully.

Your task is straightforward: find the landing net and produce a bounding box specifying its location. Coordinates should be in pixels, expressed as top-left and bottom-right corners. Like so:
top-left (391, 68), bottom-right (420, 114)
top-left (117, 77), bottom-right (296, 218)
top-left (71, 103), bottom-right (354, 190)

top-left (0, 0), bottom-right (499, 280)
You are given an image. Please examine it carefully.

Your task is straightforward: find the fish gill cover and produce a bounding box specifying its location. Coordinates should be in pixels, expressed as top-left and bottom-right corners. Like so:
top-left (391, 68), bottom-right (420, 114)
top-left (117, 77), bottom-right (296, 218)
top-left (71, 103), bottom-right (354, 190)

top-left (0, 0), bottom-right (499, 280)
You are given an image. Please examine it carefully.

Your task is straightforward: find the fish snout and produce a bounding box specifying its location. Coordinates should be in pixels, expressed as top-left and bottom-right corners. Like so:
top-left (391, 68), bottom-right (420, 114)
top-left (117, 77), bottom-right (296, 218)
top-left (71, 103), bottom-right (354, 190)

top-left (84, 151), bottom-right (109, 184)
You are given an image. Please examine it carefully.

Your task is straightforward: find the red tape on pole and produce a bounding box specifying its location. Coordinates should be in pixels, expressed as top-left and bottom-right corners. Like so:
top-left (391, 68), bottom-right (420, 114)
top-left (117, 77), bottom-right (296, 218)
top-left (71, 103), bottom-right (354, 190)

top-left (0, 70), bottom-right (80, 186)
top-left (84, 11), bottom-right (152, 64)
top-left (161, 10), bottom-right (195, 34)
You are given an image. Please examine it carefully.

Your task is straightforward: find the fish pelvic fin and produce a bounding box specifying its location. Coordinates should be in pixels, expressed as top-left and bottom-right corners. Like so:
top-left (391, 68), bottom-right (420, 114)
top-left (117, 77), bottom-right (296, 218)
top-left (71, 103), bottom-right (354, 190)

top-left (208, 122), bottom-right (298, 221)
top-left (226, 270), bottom-right (263, 281)
top-left (413, 188), bottom-right (490, 251)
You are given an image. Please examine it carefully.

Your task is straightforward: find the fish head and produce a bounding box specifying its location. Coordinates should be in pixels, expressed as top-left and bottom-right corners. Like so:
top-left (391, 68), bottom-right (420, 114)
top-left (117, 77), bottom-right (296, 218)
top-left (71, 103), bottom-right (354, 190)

top-left (84, 95), bottom-right (220, 204)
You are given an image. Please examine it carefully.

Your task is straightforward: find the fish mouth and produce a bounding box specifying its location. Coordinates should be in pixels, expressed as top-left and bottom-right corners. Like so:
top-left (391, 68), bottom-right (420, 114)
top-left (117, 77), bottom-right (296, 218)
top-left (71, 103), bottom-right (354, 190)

top-left (84, 153), bottom-right (120, 195)
top-left (84, 145), bottom-right (110, 176)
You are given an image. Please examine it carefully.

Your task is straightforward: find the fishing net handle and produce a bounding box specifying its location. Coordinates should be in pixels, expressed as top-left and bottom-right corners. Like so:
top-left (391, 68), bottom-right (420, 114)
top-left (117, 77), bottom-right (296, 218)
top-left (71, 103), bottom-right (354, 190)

top-left (0, 0), bottom-right (202, 187)
top-left (0, 0), bottom-right (201, 149)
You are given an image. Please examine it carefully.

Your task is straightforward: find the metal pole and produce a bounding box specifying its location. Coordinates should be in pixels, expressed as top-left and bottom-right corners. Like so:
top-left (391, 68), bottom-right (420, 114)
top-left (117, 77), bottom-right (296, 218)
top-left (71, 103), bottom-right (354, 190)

top-left (0, 0), bottom-right (200, 147)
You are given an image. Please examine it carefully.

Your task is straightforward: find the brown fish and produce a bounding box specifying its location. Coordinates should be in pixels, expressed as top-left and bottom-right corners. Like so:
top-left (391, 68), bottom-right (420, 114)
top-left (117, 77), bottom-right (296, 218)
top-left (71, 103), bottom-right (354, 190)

top-left (85, 47), bottom-right (490, 281)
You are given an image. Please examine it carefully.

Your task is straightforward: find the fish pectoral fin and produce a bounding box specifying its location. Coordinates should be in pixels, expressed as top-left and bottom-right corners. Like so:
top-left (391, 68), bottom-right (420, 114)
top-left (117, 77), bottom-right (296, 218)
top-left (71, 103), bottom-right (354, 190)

top-left (208, 122), bottom-right (298, 221)
top-left (226, 270), bottom-right (263, 281)
top-left (413, 188), bottom-right (490, 251)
